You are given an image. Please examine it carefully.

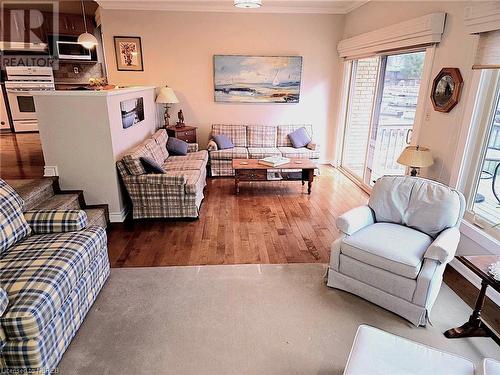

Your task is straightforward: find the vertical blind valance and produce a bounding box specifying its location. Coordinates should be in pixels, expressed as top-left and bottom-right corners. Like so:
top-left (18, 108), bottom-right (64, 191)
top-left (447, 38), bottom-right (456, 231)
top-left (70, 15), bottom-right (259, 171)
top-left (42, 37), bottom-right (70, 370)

top-left (337, 13), bottom-right (446, 60)
top-left (473, 30), bottom-right (500, 69)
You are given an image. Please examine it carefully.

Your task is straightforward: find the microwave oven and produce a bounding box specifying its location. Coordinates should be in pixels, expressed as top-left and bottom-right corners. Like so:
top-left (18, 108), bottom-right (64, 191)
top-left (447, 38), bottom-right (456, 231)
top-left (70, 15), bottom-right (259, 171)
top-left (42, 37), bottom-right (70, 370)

top-left (56, 41), bottom-right (92, 60)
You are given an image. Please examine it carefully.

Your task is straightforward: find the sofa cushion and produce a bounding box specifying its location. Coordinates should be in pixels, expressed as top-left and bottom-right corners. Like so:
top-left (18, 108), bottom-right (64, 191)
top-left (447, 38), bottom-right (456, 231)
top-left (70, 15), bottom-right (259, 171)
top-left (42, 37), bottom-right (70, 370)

top-left (144, 138), bottom-right (166, 165)
top-left (122, 140), bottom-right (155, 175)
top-left (167, 137), bottom-right (188, 156)
top-left (341, 222), bottom-right (432, 279)
top-left (278, 146), bottom-right (320, 159)
top-left (247, 147), bottom-right (282, 159)
top-left (211, 124), bottom-right (247, 147)
top-left (0, 179), bottom-right (31, 254)
top-left (369, 176), bottom-right (464, 238)
top-left (210, 147), bottom-right (248, 160)
top-left (213, 134), bottom-right (234, 150)
top-left (0, 226), bottom-right (107, 339)
top-left (140, 156), bottom-right (166, 174)
top-left (167, 150), bottom-right (208, 163)
top-left (288, 127), bottom-right (311, 148)
top-left (163, 159), bottom-right (206, 171)
top-left (151, 129), bottom-right (170, 160)
top-left (277, 125), bottom-right (313, 147)
top-left (247, 126), bottom-right (277, 148)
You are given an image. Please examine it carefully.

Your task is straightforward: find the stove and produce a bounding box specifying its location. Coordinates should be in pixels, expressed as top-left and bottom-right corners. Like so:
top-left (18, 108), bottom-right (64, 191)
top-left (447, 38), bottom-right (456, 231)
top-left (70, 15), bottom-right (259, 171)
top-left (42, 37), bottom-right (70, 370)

top-left (5, 66), bottom-right (55, 132)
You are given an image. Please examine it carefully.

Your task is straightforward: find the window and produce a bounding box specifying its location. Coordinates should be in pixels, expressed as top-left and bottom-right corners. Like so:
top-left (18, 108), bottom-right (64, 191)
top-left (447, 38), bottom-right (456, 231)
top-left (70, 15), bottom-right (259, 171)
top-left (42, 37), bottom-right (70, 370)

top-left (340, 51), bottom-right (426, 187)
top-left (465, 70), bottom-right (500, 238)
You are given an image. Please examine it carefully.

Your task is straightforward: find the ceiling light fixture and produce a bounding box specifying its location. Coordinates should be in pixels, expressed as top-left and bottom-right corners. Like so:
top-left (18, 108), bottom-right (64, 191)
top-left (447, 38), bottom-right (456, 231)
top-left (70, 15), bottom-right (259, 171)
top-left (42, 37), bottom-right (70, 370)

top-left (77, 0), bottom-right (98, 49)
top-left (234, 0), bottom-right (262, 9)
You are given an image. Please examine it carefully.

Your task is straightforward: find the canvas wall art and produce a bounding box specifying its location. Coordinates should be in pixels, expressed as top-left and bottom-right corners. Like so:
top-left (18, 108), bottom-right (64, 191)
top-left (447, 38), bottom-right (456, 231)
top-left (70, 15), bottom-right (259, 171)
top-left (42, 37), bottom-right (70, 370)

top-left (120, 97), bottom-right (145, 129)
top-left (214, 55), bottom-right (303, 103)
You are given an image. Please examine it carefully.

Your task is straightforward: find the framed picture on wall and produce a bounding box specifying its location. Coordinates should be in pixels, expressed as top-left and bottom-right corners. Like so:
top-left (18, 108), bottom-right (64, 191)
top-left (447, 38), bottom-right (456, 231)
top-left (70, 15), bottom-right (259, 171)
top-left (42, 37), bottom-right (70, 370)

top-left (114, 36), bottom-right (144, 71)
top-left (120, 97), bottom-right (145, 129)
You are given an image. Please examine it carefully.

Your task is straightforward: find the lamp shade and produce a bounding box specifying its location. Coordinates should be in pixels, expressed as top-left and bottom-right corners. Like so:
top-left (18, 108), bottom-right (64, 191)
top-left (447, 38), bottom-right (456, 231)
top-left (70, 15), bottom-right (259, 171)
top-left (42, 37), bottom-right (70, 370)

top-left (234, 0), bottom-right (262, 8)
top-left (397, 145), bottom-right (434, 168)
top-left (156, 87), bottom-right (179, 104)
top-left (77, 32), bottom-right (98, 49)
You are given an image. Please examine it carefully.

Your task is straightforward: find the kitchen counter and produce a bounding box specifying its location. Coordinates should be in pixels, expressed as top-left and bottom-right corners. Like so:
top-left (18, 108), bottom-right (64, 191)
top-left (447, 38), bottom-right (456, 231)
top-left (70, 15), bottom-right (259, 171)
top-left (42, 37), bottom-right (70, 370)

top-left (33, 86), bottom-right (156, 97)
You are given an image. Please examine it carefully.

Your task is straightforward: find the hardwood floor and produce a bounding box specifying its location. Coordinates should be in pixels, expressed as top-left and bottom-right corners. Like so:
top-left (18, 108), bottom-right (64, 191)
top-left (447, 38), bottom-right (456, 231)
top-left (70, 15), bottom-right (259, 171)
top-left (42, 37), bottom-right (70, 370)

top-left (108, 167), bottom-right (369, 267)
top-left (0, 132), bottom-right (44, 179)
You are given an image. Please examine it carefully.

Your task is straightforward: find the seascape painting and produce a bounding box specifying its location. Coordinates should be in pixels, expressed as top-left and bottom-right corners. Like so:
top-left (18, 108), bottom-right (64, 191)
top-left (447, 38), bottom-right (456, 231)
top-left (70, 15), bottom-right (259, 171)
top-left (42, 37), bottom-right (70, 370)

top-left (214, 55), bottom-right (303, 103)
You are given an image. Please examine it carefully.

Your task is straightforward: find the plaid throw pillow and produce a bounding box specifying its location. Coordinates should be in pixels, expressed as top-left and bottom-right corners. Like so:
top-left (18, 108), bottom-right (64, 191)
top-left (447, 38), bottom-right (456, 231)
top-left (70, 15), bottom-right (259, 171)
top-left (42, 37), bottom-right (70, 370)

top-left (23, 209), bottom-right (88, 234)
top-left (0, 179), bottom-right (31, 254)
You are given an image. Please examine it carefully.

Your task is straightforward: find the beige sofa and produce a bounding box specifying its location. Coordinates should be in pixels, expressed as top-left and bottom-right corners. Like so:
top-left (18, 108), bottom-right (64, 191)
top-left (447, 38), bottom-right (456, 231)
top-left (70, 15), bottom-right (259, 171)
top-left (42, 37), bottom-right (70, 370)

top-left (206, 124), bottom-right (319, 176)
top-left (116, 129), bottom-right (208, 219)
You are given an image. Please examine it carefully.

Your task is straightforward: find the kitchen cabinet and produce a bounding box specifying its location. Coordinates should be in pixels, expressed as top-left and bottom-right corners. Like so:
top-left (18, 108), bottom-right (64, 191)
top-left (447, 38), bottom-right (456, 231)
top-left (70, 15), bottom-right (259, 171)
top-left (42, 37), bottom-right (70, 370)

top-left (47, 13), bottom-right (94, 36)
top-left (1, 9), bottom-right (47, 44)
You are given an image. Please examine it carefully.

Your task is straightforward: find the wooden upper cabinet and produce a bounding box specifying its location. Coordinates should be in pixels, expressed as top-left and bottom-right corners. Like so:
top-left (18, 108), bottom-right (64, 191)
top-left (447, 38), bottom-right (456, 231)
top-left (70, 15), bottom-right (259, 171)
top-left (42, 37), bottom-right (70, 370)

top-left (1, 9), bottom-right (47, 44)
top-left (57, 13), bottom-right (94, 36)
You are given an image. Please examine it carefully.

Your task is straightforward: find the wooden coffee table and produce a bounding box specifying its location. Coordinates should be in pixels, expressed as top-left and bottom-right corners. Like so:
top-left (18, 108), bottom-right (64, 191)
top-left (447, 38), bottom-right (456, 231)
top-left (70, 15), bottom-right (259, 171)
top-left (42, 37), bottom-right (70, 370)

top-left (444, 255), bottom-right (500, 345)
top-left (232, 158), bottom-right (316, 195)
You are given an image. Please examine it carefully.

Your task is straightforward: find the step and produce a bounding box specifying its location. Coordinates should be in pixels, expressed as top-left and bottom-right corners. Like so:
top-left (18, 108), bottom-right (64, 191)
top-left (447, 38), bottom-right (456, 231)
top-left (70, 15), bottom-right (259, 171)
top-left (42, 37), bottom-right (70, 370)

top-left (33, 193), bottom-right (81, 211)
top-left (85, 208), bottom-right (108, 228)
top-left (6, 178), bottom-right (56, 211)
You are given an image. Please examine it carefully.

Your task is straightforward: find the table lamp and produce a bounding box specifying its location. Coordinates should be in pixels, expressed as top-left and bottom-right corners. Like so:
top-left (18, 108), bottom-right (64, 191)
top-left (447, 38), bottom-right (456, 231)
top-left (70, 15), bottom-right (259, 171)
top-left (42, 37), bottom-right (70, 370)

top-left (156, 86), bottom-right (179, 127)
top-left (397, 145), bottom-right (434, 176)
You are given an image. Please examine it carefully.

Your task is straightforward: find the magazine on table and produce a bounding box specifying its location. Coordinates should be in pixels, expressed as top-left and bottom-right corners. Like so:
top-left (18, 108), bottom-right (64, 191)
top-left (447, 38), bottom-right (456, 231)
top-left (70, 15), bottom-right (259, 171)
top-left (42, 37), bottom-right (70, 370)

top-left (258, 156), bottom-right (290, 167)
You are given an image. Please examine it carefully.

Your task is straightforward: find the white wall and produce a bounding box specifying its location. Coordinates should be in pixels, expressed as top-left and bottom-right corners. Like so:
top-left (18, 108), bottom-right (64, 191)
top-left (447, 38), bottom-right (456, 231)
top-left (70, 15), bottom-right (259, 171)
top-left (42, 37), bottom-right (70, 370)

top-left (35, 87), bottom-right (157, 221)
top-left (99, 9), bottom-right (345, 162)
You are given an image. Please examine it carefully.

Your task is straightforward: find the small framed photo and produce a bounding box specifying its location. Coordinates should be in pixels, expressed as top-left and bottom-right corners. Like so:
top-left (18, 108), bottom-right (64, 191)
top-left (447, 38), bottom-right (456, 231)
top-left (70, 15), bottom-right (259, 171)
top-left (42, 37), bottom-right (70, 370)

top-left (114, 36), bottom-right (144, 71)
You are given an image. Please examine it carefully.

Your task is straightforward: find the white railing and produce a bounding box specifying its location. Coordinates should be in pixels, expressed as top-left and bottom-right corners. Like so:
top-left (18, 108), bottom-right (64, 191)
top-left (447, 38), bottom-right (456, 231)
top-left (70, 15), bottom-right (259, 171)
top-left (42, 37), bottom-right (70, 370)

top-left (371, 123), bottom-right (412, 179)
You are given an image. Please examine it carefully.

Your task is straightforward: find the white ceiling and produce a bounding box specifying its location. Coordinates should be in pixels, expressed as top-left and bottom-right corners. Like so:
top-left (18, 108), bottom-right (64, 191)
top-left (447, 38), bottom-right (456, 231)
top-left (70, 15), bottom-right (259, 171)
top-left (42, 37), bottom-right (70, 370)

top-left (96, 0), bottom-right (369, 14)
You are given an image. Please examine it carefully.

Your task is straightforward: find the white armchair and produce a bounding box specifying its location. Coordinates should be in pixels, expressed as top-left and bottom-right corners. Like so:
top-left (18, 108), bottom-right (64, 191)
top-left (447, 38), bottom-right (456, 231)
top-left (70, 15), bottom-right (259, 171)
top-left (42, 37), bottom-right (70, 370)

top-left (328, 176), bottom-right (466, 326)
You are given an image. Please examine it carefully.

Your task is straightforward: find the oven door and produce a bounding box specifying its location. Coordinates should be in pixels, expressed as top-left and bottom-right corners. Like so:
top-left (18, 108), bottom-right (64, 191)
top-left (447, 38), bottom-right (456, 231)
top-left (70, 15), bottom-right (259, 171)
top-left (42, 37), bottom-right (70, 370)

top-left (6, 90), bottom-right (37, 121)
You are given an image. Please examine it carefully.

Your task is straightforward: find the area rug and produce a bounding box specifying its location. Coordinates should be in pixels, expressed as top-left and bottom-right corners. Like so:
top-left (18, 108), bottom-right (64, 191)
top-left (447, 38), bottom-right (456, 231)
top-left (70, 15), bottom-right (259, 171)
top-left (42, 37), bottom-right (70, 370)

top-left (59, 264), bottom-right (500, 374)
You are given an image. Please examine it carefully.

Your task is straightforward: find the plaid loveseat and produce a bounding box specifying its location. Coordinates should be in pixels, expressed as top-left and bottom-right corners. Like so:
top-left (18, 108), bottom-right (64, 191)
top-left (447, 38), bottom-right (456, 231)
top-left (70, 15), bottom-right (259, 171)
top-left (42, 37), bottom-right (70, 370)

top-left (117, 129), bottom-right (208, 219)
top-left (0, 179), bottom-right (110, 373)
top-left (207, 124), bottom-right (320, 176)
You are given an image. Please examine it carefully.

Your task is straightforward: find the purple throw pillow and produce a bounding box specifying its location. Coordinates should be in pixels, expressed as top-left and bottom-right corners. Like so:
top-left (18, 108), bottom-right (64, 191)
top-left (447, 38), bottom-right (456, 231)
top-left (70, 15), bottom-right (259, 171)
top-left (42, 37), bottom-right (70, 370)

top-left (213, 134), bottom-right (234, 150)
top-left (167, 137), bottom-right (189, 156)
top-left (140, 157), bottom-right (165, 174)
top-left (288, 127), bottom-right (311, 148)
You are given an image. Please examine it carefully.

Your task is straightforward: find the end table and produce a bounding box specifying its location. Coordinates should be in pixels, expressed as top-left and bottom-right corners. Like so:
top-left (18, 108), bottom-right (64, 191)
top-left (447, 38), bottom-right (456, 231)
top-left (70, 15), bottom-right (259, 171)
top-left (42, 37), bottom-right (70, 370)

top-left (166, 125), bottom-right (197, 143)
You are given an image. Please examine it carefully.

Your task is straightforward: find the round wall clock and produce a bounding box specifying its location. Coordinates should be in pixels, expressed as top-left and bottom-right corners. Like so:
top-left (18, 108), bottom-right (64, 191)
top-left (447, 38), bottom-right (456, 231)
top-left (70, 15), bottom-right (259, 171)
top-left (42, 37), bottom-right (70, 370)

top-left (430, 68), bottom-right (463, 113)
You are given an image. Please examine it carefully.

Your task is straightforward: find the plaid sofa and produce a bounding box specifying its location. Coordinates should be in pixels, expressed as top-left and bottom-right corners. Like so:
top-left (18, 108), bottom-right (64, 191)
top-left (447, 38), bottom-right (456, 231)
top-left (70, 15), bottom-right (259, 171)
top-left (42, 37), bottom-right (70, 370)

top-left (117, 129), bottom-right (208, 219)
top-left (0, 179), bottom-right (110, 373)
top-left (207, 124), bottom-right (320, 176)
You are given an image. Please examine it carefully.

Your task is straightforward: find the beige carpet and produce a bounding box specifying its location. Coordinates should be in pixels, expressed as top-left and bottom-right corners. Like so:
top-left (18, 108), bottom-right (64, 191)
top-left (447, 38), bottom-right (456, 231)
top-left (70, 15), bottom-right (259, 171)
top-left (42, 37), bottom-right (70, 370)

top-left (59, 264), bottom-right (500, 374)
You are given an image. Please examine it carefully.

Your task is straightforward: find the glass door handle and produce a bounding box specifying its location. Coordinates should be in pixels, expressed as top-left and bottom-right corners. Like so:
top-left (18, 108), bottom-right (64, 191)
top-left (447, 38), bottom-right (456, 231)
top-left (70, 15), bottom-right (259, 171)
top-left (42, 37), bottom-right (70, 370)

top-left (405, 129), bottom-right (413, 145)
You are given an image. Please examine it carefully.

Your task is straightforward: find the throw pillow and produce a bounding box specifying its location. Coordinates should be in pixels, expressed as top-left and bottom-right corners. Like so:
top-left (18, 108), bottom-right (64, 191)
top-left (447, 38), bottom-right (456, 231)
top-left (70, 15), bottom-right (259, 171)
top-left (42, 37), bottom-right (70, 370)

top-left (0, 179), bottom-right (31, 254)
top-left (213, 134), bottom-right (234, 150)
top-left (288, 127), bottom-right (311, 148)
top-left (167, 138), bottom-right (189, 156)
top-left (140, 156), bottom-right (166, 174)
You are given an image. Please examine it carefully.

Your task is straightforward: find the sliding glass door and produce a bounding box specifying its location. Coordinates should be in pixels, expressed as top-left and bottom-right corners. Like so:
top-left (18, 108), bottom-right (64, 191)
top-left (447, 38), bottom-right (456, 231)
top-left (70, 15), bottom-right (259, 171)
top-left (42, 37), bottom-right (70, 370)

top-left (341, 51), bottom-right (426, 186)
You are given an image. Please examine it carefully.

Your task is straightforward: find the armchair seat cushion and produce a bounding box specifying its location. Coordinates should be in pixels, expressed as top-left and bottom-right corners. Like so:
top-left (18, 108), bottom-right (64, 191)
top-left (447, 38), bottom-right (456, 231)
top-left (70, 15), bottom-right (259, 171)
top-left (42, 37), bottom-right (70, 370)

top-left (247, 147), bottom-right (282, 159)
top-left (0, 226), bottom-right (107, 339)
top-left (278, 146), bottom-right (320, 159)
top-left (341, 223), bottom-right (432, 279)
top-left (210, 147), bottom-right (248, 160)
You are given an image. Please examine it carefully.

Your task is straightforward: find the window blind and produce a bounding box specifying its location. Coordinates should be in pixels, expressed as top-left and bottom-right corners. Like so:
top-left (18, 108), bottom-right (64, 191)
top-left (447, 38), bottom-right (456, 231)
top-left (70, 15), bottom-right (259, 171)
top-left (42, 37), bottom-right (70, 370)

top-left (473, 29), bottom-right (500, 69)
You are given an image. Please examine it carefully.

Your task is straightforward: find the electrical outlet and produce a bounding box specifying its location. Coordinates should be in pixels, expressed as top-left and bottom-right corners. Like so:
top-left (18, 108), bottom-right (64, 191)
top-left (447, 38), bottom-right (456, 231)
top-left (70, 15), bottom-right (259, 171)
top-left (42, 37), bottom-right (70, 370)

top-left (73, 66), bottom-right (79, 74)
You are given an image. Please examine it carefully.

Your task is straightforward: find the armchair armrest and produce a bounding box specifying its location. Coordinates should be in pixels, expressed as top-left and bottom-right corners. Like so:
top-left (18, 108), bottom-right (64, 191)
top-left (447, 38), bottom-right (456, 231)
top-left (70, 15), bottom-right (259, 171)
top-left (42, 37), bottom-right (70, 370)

top-left (207, 140), bottom-right (218, 152)
top-left (23, 209), bottom-right (88, 234)
top-left (123, 173), bottom-right (186, 186)
top-left (336, 205), bottom-right (375, 235)
top-left (187, 143), bottom-right (199, 153)
top-left (424, 227), bottom-right (460, 264)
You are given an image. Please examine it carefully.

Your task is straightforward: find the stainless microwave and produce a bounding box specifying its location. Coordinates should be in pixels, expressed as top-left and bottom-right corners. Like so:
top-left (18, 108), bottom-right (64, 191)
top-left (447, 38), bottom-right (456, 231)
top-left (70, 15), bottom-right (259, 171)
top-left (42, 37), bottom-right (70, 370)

top-left (56, 41), bottom-right (92, 60)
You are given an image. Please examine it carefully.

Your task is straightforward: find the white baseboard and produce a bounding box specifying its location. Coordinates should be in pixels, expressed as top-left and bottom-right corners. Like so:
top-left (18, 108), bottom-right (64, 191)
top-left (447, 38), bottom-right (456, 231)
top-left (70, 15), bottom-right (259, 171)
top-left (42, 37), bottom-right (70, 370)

top-left (43, 165), bottom-right (58, 177)
top-left (449, 258), bottom-right (500, 307)
top-left (109, 207), bottom-right (129, 223)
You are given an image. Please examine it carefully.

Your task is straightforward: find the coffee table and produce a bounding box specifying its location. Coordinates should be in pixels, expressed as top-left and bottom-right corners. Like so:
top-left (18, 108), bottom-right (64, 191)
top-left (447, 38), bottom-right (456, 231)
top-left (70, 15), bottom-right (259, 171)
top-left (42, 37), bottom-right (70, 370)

top-left (232, 158), bottom-right (316, 195)
top-left (444, 255), bottom-right (500, 345)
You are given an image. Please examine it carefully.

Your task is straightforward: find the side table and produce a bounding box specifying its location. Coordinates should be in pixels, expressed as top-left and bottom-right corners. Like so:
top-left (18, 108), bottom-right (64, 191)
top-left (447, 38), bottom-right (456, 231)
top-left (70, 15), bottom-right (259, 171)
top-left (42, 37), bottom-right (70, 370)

top-left (444, 255), bottom-right (500, 345)
top-left (166, 125), bottom-right (197, 143)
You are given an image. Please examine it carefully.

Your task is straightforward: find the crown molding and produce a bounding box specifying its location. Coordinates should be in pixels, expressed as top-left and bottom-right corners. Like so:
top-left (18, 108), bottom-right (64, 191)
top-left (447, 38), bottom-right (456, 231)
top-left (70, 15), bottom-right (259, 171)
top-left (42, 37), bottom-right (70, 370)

top-left (96, 1), bottom-right (369, 15)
